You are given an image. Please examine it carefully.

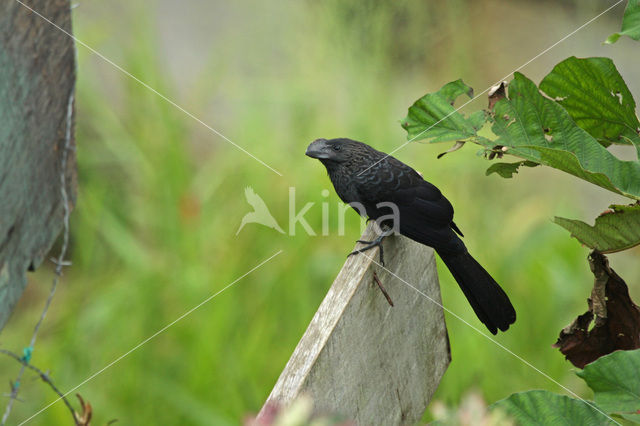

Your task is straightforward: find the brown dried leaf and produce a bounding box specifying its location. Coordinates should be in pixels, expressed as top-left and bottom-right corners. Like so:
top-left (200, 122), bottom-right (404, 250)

top-left (487, 145), bottom-right (506, 160)
top-left (437, 141), bottom-right (465, 159)
top-left (488, 81), bottom-right (508, 110)
top-left (553, 251), bottom-right (640, 368)
top-left (74, 394), bottom-right (92, 426)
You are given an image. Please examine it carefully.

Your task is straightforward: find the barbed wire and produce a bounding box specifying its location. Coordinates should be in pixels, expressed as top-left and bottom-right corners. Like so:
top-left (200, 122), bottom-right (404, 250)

top-left (0, 350), bottom-right (77, 424)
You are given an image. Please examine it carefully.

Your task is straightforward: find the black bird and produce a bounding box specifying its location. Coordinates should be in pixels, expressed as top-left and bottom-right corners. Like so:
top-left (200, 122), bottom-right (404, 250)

top-left (305, 137), bottom-right (516, 334)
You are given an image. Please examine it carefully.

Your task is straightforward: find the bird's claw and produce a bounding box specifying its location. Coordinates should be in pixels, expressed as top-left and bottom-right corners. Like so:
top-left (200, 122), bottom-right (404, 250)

top-left (348, 235), bottom-right (386, 266)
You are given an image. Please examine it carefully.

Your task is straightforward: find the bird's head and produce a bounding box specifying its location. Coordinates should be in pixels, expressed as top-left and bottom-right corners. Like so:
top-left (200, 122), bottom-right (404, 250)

top-left (305, 138), bottom-right (360, 164)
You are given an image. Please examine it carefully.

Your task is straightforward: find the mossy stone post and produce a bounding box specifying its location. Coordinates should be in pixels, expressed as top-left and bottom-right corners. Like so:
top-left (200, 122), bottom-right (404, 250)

top-left (0, 0), bottom-right (76, 330)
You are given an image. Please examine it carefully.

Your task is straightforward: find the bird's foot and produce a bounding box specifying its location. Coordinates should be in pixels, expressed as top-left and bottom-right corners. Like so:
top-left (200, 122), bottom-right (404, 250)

top-left (348, 234), bottom-right (386, 266)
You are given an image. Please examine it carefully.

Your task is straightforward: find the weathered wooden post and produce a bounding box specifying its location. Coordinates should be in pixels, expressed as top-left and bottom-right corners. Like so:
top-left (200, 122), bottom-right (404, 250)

top-left (259, 223), bottom-right (450, 424)
top-left (0, 0), bottom-right (77, 330)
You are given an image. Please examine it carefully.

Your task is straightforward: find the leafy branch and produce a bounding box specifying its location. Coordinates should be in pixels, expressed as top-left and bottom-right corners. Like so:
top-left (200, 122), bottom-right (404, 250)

top-left (403, 1), bottom-right (640, 423)
top-left (402, 58), bottom-right (640, 200)
top-left (402, 55), bottom-right (640, 252)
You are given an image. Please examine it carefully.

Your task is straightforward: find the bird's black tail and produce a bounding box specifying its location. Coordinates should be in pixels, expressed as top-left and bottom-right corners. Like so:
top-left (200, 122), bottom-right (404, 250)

top-left (438, 250), bottom-right (516, 334)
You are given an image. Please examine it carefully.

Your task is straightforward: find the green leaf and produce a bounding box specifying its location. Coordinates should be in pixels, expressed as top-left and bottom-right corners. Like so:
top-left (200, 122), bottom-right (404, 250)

top-left (530, 146), bottom-right (623, 195)
top-left (485, 160), bottom-right (538, 178)
top-left (489, 351), bottom-right (640, 424)
top-left (576, 349), bottom-right (640, 419)
top-left (401, 63), bottom-right (640, 199)
top-left (490, 72), bottom-right (640, 200)
top-left (539, 57), bottom-right (640, 153)
top-left (606, 0), bottom-right (640, 44)
top-left (402, 79), bottom-right (488, 144)
top-left (491, 390), bottom-right (614, 425)
top-left (554, 204), bottom-right (640, 253)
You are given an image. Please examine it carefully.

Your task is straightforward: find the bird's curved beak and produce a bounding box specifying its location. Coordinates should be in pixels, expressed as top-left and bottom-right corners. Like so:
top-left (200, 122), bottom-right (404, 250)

top-left (305, 139), bottom-right (331, 159)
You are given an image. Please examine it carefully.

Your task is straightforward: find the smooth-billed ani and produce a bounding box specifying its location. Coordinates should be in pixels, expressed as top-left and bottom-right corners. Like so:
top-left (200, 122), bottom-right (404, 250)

top-left (306, 137), bottom-right (516, 334)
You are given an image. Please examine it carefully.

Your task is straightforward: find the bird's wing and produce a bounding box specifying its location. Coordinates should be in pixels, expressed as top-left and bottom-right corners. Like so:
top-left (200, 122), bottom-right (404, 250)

top-left (353, 156), bottom-right (421, 200)
top-left (351, 155), bottom-right (463, 250)
top-left (355, 156), bottom-right (455, 228)
top-left (391, 181), bottom-right (454, 228)
top-left (378, 176), bottom-right (463, 252)
top-left (392, 184), bottom-right (463, 253)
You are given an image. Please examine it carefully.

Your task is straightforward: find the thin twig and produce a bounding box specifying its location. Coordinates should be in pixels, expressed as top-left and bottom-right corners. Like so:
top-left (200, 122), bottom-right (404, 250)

top-left (372, 271), bottom-right (394, 307)
top-left (0, 350), bottom-right (78, 425)
top-left (1, 84), bottom-right (75, 425)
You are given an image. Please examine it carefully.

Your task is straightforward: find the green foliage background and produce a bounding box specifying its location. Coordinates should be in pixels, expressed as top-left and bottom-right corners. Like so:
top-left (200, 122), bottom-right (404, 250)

top-left (1, 0), bottom-right (639, 424)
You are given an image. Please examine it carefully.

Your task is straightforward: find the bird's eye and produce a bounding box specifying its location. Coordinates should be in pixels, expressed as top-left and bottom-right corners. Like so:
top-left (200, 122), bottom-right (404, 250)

top-left (333, 145), bottom-right (341, 151)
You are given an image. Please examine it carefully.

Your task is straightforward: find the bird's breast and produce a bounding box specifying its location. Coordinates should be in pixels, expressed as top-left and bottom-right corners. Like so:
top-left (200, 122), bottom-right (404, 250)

top-left (329, 172), bottom-right (360, 205)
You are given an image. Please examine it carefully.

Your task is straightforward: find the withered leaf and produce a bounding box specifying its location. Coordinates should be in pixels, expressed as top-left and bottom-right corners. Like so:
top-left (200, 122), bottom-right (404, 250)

top-left (437, 141), bottom-right (465, 159)
top-left (553, 251), bottom-right (640, 369)
top-left (488, 81), bottom-right (508, 110)
top-left (74, 393), bottom-right (93, 426)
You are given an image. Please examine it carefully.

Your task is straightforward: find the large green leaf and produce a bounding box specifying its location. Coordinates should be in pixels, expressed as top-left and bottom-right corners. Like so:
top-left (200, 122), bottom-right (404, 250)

top-left (490, 73), bottom-right (640, 199)
top-left (539, 57), bottom-right (640, 153)
top-left (530, 146), bottom-right (622, 195)
top-left (491, 390), bottom-right (614, 425)
top-left (401, 66), bottom-right (640, 200)
top-left (606, 0), bottom-right (640, 44)
top-left (489, 350), bottom-right (640, 424)
top-left (576, 349), bottom-right (640, 420)
top-left (402, 79), bottom-right (488, 143)
top-left (554, 204), bottom-right (640, 253)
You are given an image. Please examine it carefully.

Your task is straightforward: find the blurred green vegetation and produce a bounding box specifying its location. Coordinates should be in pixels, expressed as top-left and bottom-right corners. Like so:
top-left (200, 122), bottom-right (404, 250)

top-left (1, 0), bottom-right (639, 424)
